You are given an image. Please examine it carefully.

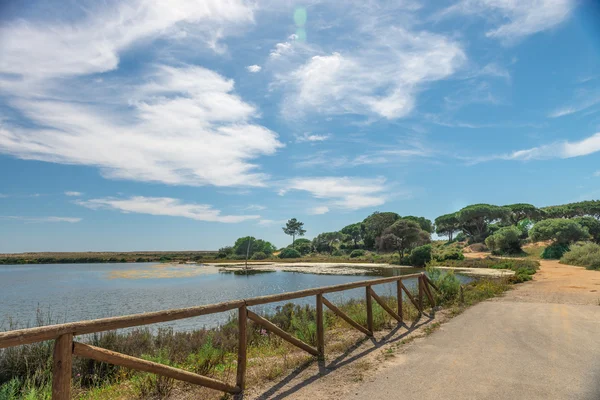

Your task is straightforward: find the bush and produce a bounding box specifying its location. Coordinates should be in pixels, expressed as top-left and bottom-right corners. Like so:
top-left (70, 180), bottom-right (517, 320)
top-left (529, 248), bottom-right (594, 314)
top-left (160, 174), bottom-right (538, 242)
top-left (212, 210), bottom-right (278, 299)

top-left (409, 244), bottom-right (432, 267)
top-left (540, 243), bottom-right (570, 259)
top-left (485, 226), bottom-right (522, 255)
top-left (433, 248), bottom-right (464, 262)
top-left (468, 243), bottom-right (488, 252)
top-left (294, 242), bottom-right (312, 256)
top-left (560, 242), bottom-right (600, 270)
top-left (349, 249), bottom-right (365, 258)
top-left (331, 249), bottom-right (343, 257)
top-left (278, 248), bottom-right (301, 259)
top-left (529, 218), bottom-right (590, 244)
top-left (251, 251), bottom-right (267, 260)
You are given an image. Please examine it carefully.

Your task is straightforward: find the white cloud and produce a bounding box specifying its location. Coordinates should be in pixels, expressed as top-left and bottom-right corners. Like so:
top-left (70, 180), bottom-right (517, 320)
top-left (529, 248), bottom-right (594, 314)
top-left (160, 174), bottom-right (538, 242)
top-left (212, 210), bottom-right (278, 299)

top-left (257, 219), bottom-right (285, 226)
top-left (244, 204), bottom-right (266, 211)
top-left (295, 132), bottom-right (332, 143)
top-left (0, 65), bottom-right (283, 187)
top-left (76, 196), bottom-right (259, 223)
top-left (0, 216), bottom-right (81, 223)
top-left (65, 191), bottom-right (83, 197)
top-left (594, 171), bottom-right (600, 177)
top-left (269, 34), bottom-right (298, 59)
top-left (0, 0), bottom-right (254, 80)
top-left (281, 177), bottom-right (387, 210)
top-left (308, 206), bottom-right (330, 215)
top-left (437, 0), bottom-right (575, 42)
top-left (0, 194), bottom-right (7, 198)
top-left (277, 27), bottom-right (465, 120)
top-left (548, 95), bottom-right (600, 118)
top-left (470, 132), bottom-right (600, 163)
top-left (246, 65), bottom-right (262, 73)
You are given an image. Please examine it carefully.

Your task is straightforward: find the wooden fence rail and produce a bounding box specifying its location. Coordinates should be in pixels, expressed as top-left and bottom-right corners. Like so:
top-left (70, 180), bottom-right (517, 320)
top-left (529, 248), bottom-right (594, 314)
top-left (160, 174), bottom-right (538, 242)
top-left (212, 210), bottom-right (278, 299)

top-left (0, 272), bottom-right (440, 399)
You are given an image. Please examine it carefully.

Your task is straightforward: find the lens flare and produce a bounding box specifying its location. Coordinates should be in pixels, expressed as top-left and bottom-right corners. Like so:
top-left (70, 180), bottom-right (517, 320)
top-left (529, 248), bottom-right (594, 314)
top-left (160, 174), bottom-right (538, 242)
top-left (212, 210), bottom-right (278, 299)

top-left (294, 7), bottom-right (307, 27)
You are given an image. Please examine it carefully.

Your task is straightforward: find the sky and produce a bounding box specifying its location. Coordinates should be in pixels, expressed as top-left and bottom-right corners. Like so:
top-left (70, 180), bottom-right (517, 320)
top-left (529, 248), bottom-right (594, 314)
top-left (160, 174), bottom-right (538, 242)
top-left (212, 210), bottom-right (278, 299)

top-left (1, 0), bottom-right (600, 252)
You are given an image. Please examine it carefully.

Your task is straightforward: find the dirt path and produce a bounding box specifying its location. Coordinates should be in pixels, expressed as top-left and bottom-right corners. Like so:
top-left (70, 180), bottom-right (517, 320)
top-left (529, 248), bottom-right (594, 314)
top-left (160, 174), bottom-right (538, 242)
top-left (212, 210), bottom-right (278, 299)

top-left (245, 257), bottom-right (600, 400)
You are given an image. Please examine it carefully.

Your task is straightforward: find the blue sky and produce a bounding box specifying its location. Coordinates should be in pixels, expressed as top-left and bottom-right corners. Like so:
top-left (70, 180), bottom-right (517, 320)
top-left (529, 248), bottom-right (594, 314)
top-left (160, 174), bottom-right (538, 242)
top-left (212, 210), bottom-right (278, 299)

top-left (1, 0), bottom-right (600, 252)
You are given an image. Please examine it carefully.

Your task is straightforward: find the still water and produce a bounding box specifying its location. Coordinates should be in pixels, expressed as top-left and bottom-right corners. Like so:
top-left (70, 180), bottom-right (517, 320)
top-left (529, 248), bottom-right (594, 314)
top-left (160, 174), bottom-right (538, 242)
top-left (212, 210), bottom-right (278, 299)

top-left (0, 263), bottom-right (470, 331)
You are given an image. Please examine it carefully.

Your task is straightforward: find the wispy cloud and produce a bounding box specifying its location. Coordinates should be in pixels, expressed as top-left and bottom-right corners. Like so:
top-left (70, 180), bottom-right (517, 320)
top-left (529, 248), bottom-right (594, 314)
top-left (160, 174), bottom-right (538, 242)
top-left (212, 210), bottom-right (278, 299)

top-left (243, 204), bottom-right (266, 211)
top-left (0, 65), bottom-right (283, 187)
top-left (0, 216), bottom-right (81, 223)
top-left (275, 25), bottom-right (465, 120)
top-left (308, 206), bottom-right (330, 215)
top-left (246, 65), bottom-right (262, 73)
top-left (64, 191), bottom-right (83, 197)
top-left (548, 95), bottom-right (600, 118)
top-left (435, 0), bottom-right (575, 43)
top-left (467, 132), bottom-right (600, 163)
top-left (257, 219), bottom-right (285, 226)
top-left (0, 194), bottom-right (7, 198)
top-left (0, 0), bottom-right (254, 80)
top-left (280, 177), bottom-right (387, 210)
top-left (295, 132), bottom-right (332, 143)
top-left (269, 34), bottom-right (299, 59)
top-left (76, 196), bottom-right (259, 223)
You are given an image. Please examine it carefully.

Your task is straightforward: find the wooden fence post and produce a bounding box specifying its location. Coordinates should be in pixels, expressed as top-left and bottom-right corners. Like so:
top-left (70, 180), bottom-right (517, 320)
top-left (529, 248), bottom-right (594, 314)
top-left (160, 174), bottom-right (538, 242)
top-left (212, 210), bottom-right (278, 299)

top-left (396, 280), bottom-right (403, 322)
top-left (418, 276), bottom-right (424, 314)
top-left (52, 333), bottom-right (73, 400)
top-left (236, 305), bottom-right (247, 391)
top-left (316, 294), bottom-right (324, 359)
top-left (366, 286), bottom-right (373, 334)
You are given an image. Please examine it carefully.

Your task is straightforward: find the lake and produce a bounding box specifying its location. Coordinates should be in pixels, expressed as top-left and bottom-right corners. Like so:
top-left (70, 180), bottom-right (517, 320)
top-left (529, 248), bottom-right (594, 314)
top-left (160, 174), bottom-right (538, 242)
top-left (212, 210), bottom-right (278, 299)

top-left (0, 262), bottom-right (471, 332)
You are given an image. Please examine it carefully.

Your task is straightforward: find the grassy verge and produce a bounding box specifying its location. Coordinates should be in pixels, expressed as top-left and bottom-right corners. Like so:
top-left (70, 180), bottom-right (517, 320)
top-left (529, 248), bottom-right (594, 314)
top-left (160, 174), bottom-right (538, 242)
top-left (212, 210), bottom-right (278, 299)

top-left (1, 275), bottom-right (515, 400)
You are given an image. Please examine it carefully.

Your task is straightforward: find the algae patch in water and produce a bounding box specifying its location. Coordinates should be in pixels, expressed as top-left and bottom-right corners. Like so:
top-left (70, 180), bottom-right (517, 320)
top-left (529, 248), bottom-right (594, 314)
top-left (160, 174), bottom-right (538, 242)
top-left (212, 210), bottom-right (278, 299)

top-left (107, 263), bottom-right (220, 279)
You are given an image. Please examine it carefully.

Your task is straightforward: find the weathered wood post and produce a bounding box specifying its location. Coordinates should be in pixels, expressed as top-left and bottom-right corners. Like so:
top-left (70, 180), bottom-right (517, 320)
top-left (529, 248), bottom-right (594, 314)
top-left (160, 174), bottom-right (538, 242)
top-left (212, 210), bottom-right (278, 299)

top-left (396, 279), bottom-right (403, 322)
top-left (366, 286), bottom-right (373, 334)
top-left (52, 333), bottom-right (73, 400)
top-left (418, 275), bottom-right (425, 314)
top-left (316, 294), bottom-right (324, 359)
top-left (236, 305), bottom-right (247, 391)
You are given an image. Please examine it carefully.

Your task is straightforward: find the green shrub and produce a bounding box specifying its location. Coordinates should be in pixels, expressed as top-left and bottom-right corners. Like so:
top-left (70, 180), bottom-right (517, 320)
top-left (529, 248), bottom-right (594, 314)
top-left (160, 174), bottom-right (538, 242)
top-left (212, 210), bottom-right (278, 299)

top-left (251, 251), bottom-right (267, 260)
top-left (409, 244), bottom-right (432, 267)
top-left (331, 249), bottom-right (343, 257)
top-left (426, 267), bottom-right (461, 304)
top-left (540, 243), bottom-right (570, 259)
top-left (295, 242), bottom-right (313, 256)
top-left (529, 218), bottom-right (590, 244)
top-left (485, 226), bottom-right (522, 255)
top-left (560, 242), bottom-right (600, 270)
top-left (349, 249), bottom-right (365, 258)
top-left (433, 248), bottom-right (464, 261)
top-left (278, 248), bottom-right (301, 259)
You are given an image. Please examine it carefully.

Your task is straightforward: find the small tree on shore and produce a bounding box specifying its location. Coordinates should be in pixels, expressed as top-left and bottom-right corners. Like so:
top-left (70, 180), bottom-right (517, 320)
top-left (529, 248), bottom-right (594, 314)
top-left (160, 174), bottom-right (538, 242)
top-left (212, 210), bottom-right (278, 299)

top-left (282, 218), bottom-right (306, 248)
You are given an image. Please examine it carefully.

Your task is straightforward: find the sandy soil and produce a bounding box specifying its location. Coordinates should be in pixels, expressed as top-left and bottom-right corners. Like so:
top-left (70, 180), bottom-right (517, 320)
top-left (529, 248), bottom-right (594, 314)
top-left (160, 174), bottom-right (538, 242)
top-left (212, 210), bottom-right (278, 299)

top-left (108, 260), bottom-right (514, 279)
top-left (505, 258), bottom-right (600, 305)
top-left (465, 252), bottom-right (600, 305)
top-left (215, 262), bottom-right (513, 277)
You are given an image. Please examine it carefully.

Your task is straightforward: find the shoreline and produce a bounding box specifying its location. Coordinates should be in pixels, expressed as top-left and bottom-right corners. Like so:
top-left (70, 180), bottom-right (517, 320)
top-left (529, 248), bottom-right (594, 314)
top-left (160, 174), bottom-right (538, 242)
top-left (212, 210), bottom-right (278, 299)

top-left (206, 262), bottom-right (515, 277)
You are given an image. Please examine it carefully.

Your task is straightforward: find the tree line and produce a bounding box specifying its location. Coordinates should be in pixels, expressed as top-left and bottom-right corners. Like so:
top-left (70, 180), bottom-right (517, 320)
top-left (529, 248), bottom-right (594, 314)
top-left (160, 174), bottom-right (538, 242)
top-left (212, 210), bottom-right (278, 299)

top-left (217, 200), bottom-right (600, 261)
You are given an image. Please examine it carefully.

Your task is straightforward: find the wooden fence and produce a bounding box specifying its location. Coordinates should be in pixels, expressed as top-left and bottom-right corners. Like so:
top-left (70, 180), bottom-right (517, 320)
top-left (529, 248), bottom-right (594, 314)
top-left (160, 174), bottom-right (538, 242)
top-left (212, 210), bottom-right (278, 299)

top-left (0, 272), bottom-right (440, 399)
